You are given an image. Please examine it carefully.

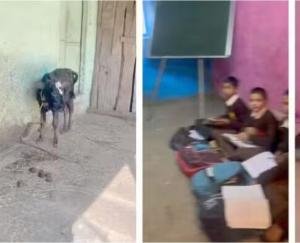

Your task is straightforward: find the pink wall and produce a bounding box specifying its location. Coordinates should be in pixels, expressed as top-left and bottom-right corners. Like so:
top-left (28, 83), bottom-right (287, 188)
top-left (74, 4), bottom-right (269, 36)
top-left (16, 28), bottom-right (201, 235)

top-left (213, 1), bottom-right (288, 109)
top-left (297, 2), bottom-right (300, 121)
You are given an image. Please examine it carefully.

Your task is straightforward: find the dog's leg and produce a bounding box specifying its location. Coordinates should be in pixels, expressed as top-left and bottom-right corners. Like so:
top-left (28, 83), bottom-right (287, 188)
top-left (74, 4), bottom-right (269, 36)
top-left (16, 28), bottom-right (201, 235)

top-left (67, 99), bottom-right (74, 131)
top-left (63, 105), bottom-right (68, 132)
top-left (37, 111), bottom-right (46, 143)
top-left (52, 111), bottom-right (59, 147)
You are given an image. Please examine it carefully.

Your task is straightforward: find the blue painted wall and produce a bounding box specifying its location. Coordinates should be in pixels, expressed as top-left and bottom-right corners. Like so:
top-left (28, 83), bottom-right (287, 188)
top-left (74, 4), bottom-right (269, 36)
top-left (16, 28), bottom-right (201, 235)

top-left (143, 1), bottom-right (212, 101)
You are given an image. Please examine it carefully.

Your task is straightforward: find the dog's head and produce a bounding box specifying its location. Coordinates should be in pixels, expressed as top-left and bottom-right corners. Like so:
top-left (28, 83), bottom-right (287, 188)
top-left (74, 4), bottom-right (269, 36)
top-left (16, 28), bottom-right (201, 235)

top-left (36, 73), bottom-right (64, 112)
top-left (35, 73), bottom-right (53, 111)
top-left (35, 81), bottom-right (50, 111)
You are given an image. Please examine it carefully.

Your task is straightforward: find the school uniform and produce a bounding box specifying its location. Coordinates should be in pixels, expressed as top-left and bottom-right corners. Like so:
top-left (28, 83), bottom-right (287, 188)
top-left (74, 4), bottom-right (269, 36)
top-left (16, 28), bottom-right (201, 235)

top-left (218, 94), bottom-right (250, 131)
top-left (264, 178), bottom-right (288, 241)
top-left (195, 95), bottom-right (249, 141)
top-left (214, 109), bottom-right (278, 161)
top-left (277, 119), bottom-right (288, 153)
top-left (255, 118), bottom-right (288, 185)
top-left (263, 118), bottom-right (288, 241)
top-left (244, 109), bottom-right (279, 151)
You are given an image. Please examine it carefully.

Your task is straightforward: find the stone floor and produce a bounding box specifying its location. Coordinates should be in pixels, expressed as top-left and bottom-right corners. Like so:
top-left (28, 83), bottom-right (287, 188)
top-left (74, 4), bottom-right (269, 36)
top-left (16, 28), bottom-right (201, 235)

top-left (0, 113), bottom-right (135, 242)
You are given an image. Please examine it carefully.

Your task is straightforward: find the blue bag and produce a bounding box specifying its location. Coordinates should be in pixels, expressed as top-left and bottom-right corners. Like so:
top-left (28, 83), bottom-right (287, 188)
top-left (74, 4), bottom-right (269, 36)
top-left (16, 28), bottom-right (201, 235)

top-left (192, 142), bottom-right (210, 152)
top-left (191, 161), bottom-right (244, 198)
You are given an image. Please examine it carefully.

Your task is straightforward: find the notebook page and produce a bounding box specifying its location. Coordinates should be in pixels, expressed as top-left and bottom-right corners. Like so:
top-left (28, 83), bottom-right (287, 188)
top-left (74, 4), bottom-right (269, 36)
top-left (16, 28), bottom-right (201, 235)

top-left (242, 152), bottom-right (277, 178)
top-left (222, 133), bottom-right (258, 148)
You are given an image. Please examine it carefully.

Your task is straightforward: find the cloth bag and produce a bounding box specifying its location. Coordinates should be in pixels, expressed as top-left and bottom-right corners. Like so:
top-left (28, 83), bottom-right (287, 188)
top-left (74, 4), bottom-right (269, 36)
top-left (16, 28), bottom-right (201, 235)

top-left (191, 162), bottom-right (247, 198)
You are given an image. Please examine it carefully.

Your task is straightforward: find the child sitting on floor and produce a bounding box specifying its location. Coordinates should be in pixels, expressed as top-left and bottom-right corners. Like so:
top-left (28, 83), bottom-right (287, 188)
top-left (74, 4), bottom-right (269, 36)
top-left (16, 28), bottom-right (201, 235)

top-left (214, 87), bottom-right (278, 161)
top-left (205, 76), bottom-right (249, 131)
top-left (276, 90), bottom-right (288, 153)
top-left (196, 76), bottom-right (249, 136)
top-left (263, 90), bottom-right (288, 242)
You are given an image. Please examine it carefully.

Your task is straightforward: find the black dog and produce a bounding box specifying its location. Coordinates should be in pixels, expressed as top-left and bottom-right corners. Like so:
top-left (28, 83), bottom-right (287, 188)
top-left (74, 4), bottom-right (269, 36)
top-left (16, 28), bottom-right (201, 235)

top-left (36, 68), bottom-right (78, 147)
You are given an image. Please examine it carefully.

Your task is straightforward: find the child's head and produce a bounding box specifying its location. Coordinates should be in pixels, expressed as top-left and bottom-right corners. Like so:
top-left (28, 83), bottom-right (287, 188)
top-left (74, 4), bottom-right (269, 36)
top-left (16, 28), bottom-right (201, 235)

top-left (249, 87), bottom-right (268, 113)
top-left (282, 90), bottom-right (288, 115)
top-left (221, 76), bottom-right (239, 99)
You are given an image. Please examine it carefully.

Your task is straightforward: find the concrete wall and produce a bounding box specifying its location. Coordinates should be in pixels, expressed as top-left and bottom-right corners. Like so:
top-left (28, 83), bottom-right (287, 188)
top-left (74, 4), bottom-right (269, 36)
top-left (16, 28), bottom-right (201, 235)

top-left (213, 1), bottom-right (288, 109)
top-left (0, 1), bottom-right (61, 131)
top-left (0, 1), bottom-right (97, 132)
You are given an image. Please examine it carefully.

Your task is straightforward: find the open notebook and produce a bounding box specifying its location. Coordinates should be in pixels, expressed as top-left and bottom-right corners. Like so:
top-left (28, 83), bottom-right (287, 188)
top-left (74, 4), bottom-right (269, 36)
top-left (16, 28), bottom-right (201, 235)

top-left (222, 133), bottom-right (258, 148)
top-left (242, 152), bottom-right (277, 179)
top-left (221, 184), bottom-right (271, 229)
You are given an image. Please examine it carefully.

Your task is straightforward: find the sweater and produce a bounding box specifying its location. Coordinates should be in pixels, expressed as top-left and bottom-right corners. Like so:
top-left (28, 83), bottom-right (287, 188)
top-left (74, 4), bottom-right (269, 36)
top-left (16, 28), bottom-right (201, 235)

top-left (220, 97), bottom-right (250, 131)
top-left (244, 110), bottom-right (278, 150)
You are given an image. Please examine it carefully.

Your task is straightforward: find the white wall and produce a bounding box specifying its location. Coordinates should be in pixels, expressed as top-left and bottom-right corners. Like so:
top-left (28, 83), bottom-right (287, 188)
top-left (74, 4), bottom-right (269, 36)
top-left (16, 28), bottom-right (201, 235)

top-left (0, 1), bottom-right (61, 130)
top-left (0, 1), bottom-right (97, 131)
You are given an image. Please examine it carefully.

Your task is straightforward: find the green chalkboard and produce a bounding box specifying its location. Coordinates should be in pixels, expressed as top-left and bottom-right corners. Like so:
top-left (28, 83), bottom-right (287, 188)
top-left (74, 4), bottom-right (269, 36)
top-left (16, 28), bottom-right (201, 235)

top-left (150, 1), bottom-right (234, 58)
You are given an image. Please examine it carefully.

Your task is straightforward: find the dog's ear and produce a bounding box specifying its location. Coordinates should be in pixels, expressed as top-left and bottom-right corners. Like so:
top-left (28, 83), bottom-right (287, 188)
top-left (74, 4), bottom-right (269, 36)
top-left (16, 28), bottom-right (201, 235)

top-left (72, 71), bottom-right (78, 84)
top-left (41, 73), bottom-right (51, 84)
top-left (34, 80), bottom-right (45, 101)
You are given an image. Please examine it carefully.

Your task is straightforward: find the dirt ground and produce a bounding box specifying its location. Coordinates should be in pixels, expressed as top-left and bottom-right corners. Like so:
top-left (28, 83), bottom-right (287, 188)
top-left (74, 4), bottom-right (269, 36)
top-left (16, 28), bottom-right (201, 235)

top-left (0, 113), bottom-right (135, 242)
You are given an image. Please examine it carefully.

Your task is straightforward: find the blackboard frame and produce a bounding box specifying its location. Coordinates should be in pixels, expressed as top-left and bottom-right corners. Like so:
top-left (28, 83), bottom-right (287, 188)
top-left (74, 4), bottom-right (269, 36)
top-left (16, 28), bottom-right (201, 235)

top-left (148, 1), bottom-right (236, 59)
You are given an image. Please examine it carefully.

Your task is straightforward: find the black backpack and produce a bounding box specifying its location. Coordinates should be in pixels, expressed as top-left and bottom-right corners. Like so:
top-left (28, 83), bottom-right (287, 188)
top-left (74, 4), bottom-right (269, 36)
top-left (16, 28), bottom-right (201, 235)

top-left (197, 195), bottom-right (263, 242)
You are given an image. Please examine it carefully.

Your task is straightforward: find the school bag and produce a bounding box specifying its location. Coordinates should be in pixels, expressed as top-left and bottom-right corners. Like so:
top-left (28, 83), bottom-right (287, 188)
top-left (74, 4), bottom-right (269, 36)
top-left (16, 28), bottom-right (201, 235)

top-left (169, 127), bottom-right (200, 151)
top-left (179, 146), bottom-right (222, 166)
top-left (197, 196), bottom-right (262, 242)
top-left (192, 142), bottom-right (210, 151)
top-left (193, 119), bottom-right (214, 140)
top-left (176, 149), bottom-right (222, 177)
top-left (191, 161), bottom-right (249, 198)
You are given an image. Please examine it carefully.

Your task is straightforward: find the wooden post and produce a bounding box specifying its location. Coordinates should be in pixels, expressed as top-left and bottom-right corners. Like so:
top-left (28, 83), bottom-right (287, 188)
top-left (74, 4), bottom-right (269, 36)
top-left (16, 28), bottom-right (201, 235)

top-left (146, 58), bottom-right (167, 121)
top-left (150, 59), bottom-right (167, 101)
top-left (197, 59), bottom-right (205, 118)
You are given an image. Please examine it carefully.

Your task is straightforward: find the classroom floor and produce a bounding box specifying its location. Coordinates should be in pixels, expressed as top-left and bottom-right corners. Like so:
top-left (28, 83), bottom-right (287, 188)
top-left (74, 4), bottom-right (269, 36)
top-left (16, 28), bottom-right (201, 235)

top-left (143, 96), bottom-right (269, 242)
top-left (143, 96), bottom-right (223, 242)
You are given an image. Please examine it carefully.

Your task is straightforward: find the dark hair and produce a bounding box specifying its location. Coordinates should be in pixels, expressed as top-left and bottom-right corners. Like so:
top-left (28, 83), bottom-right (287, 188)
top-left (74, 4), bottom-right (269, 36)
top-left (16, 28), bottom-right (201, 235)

top-left (223, 76), bottom-right (239, 88)
top-left (250, 87), bottom-right (268, 100)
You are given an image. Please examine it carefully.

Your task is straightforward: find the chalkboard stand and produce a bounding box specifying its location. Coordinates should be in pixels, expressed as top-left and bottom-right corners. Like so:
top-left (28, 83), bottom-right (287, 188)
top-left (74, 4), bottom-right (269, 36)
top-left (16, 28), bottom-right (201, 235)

top-left (146, 58), bottom-right (167, 121)
top-left (151, 59), bottom-right (167, 101)
top-left (148, 58), bottom-right (206, 120)
top-left (197, 59), bottom-right (206, 118)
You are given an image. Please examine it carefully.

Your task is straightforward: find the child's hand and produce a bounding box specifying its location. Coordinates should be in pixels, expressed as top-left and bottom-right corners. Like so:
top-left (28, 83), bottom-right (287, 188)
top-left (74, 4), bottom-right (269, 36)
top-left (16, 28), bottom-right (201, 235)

top-left (236, 132), bottom-right (249, 142)
top-left (244, 127), bottom-right (258, 136)
top-left (219, 118), bottom-right (230, 124)
top-left (213, 118), bottom-right (230, 126)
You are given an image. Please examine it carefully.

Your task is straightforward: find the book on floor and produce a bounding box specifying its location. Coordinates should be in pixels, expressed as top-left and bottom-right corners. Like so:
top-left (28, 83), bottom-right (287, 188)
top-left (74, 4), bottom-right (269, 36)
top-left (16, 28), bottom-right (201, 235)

top-left (221, 184), bottom-right (272, 229)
